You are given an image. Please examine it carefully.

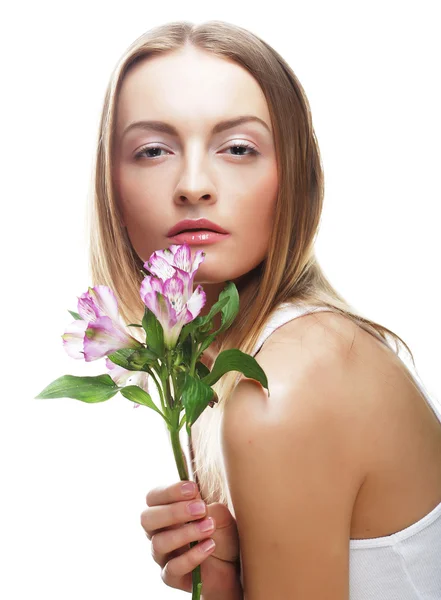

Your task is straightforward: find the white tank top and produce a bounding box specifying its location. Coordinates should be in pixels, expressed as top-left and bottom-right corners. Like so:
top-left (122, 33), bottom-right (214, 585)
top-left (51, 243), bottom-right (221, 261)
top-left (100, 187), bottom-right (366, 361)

top-left (244, 301), bottom-right (441, 599)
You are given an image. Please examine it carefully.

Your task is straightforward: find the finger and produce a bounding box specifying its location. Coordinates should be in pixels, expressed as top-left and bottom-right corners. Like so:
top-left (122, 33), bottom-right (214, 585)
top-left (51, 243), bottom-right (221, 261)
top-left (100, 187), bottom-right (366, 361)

top-left (161, 537), bottom-right (216, 590)
top-left (151, 517), bottom-right (216, 568)
top-left (204, 503), bottom-right (240, 564)
top-left (145, 480), bottom-right (200, 507)
top-left (141, 498), bottom-right (207, 540)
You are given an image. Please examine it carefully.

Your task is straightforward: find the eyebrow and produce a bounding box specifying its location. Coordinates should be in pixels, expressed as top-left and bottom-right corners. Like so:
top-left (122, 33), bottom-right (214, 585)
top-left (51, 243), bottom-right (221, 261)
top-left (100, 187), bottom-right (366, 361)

top-left (121, 115), bottom-right (272, 139)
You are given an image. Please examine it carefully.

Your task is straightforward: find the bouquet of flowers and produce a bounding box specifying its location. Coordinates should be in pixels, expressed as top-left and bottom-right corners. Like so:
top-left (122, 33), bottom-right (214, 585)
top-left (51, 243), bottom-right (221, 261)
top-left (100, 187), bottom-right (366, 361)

top-left (35, 242), bottom-right (269, 600)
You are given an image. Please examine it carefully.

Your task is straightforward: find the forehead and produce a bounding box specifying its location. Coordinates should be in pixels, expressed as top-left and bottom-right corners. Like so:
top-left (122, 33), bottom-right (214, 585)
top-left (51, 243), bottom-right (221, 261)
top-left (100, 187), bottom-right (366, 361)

top-left (116, 46), bottom-right (272, 134)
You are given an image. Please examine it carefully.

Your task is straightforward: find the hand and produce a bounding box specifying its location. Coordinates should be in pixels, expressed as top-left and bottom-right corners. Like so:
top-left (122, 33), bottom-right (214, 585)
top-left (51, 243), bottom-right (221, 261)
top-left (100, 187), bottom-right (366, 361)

top-left (141, 481), bottom-right (241, 595)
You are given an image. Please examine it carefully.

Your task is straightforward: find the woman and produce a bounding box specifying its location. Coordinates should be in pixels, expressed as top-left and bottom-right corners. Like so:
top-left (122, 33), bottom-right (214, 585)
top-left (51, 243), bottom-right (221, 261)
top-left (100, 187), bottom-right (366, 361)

top-left (89, 20), bottom-right (441, 599)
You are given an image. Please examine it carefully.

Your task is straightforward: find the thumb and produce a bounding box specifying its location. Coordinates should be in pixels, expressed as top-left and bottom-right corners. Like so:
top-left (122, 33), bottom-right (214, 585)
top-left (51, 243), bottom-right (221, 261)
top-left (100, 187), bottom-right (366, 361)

top-left (206, 502), bottom-right (240, 564)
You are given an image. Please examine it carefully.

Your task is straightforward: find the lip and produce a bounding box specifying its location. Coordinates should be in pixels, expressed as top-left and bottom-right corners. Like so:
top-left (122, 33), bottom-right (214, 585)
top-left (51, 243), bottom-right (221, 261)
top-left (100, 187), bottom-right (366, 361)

top-left (167, 218), bottom-right (229, 237)
top-left (168, 230), bottom-right (230, 245)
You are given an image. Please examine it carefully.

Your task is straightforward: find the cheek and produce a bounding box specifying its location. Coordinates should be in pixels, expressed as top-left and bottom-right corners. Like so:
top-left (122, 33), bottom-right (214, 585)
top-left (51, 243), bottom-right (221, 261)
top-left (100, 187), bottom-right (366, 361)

top-left (236, 166), bottom-right (278, 240)
top-left (114, 171), bottom-right (166, 260)
top-left (114, 159), bottom-right (163, 215)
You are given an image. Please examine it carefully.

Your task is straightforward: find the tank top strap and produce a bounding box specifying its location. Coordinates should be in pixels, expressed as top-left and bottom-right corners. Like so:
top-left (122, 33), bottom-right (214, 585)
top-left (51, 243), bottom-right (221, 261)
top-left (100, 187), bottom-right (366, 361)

top-left (250, 301), bottom-right (441, 425)
top-left (251, 302), bottom-right (335, 358)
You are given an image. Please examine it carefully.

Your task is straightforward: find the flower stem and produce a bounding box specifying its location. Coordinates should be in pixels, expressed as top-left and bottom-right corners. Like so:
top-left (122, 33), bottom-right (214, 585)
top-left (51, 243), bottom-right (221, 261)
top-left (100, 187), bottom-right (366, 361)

top-left (147, 365), bottom-right (166, 413)
top-left (168, 413), bottom-right (203, 600)
top-left (189, 334), bottom-right (200, 376)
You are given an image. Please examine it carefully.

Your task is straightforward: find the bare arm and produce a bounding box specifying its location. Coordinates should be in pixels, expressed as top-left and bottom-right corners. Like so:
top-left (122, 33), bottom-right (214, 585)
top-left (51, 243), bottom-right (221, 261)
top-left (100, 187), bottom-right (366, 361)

top-left (220, 313), bottom-right (368, 599)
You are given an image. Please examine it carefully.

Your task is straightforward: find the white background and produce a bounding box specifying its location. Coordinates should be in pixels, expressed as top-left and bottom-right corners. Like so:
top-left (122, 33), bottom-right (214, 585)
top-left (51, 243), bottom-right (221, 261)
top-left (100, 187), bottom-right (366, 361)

top-left (1, 1), bottom-right (440, 598)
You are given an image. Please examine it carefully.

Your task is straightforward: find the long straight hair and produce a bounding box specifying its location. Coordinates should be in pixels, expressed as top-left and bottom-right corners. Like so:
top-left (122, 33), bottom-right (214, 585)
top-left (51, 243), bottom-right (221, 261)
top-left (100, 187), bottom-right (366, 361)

top-left (88, 20), bottom-right (414, 505)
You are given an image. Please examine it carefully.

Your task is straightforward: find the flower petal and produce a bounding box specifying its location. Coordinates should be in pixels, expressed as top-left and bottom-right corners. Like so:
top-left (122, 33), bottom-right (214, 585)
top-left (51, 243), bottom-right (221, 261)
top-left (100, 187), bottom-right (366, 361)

top-left (140, 275), bottom-right (164, 299)
top-left (184, 285), bottom-right (206, 323)
top-left (150, 247), bottom-right (175, 265)
top-left (165, 321), bottom-right (186, 348)
top-left (105, 359), bottom-right (150, 409)
top-left (77, 292), bottom-right (101, 323)
top-left (87, 285), bottom-right (121, 323)
top-left (172, 268), bottom-right (193, 299)
top-left (190, 249), bottom-right (206, 276)
top-left (172, 244), bottom-right (192, 272)
top-left (83, 316), bottom-right (140, 361)
top-left (140, 276), bottom-right (172, 326)
top-left (126, 370), bottom-right (150, 393)
top-left (163, 275), bottom-right (185, 315)
top-left (62, 319), bottom-right (88, 359)
top-left (105, 358), bottom-right (133, 386)
top-left (144, 253), bottom-right (176, 281)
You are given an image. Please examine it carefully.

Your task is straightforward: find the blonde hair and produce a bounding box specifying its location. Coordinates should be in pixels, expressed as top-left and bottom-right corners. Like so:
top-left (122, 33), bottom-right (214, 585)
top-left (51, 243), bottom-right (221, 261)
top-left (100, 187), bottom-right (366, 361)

top-left (88, 20), bottom-right (414, 506)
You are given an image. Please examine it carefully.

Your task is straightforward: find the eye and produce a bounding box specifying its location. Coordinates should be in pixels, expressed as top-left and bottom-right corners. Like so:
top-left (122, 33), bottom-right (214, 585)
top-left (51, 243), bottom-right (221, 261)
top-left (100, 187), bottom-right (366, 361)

top-left (223, 141), bottom-right (259, 158)
top-left (134, 145), bottom-right (171, 160)
top-left (133, 141), bottom-right (260, 161)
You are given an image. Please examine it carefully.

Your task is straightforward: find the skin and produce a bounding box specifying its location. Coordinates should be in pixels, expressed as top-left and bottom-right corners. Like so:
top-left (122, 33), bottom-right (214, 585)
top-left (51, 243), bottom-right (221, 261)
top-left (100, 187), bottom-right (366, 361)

top-left (112, 45), bottom-right (278, 354)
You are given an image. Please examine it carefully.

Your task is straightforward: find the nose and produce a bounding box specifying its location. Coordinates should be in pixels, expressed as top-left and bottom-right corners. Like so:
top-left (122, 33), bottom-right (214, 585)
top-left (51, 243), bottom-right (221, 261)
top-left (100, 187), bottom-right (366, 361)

top-left (177, 192), bottom-right (213, 204)
top-left (173, 153), bottom-right (217, 206)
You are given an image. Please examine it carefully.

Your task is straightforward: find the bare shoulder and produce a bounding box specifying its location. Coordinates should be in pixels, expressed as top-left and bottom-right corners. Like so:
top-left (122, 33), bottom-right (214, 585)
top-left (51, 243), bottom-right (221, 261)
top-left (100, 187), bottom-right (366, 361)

top-left (260, 308), bottom-right (374, 363)
top-left (219, 310), bottom-right (375, 597)
top-left (222, 309), bottom-right (406, 491)
top-left (252, 308), bottom-right (405, 416)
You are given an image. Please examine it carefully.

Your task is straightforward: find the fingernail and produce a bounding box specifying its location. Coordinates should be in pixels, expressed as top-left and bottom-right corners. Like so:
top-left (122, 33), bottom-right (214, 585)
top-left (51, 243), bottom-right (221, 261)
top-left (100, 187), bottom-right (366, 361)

top-left (197, 517), bottom-right (214, 532)
top-left (200, 538), bottom-right (215, 553)
top-left (181, 482), bottom-right (196, 497)
top-left (188, 501), bottom-right (206, 516)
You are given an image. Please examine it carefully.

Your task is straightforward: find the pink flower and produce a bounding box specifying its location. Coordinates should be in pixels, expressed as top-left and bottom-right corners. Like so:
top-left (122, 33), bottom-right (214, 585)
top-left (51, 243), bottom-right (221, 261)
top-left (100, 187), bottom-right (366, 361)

top-left (62, 285), bottom-right (142, 362)
top-left (140, 244), bottom-right (206, 349)
top-left (105, 358), bottom-right (149, 409)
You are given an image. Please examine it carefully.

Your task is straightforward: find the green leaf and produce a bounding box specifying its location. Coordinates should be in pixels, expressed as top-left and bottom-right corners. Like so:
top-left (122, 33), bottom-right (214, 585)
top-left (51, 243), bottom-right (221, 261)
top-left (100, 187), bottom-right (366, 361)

top-left (205, 294), bottom-right (230, 324)
top-left (119, 385), bottom-right (169, 423)
top-left (159, 362), bottom-right (169, 381)
top-left (197, 283), bottom-right (239, 354)
top-left (181, 373), bottom-right (216, 434)
top-left (199, 319), bottom-right (213, 333)
top-left (201, 349), bottom-right (269, 392)
top-left (193, 319), bottom-right (214, 344)
top-left (195, 361), bottom-right (210, 379)
top-left (174, 369), bottom-right (187, 399)
top-left (127, 347), bottom-right (159, 369)
top-left (178, 315), bottom-right (205, 344)
top-left (178, 294), bottom-right (230, 346)
top-left (68, 310), bottom-right (82, 320)
top-left (178, 412), bottom-right (187, 431)
top-left (35, 374), bottom-right (120, 403)
top-left (127, 323), bottom-right (143, 328)
top-left (180, 336), bottom-right (193, 365)
top-left (198, 332), bottom-right (218, 356)
top-left (217, 281), bottom-right (239, 334)
top-left (142, 305), bottom-right (165, 357)
top-left (107, 348), bottom-right (139, 371)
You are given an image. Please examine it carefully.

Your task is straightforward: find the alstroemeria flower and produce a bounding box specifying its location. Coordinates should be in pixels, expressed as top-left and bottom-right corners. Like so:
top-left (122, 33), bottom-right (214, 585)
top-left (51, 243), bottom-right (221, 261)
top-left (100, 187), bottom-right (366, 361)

top-left (140, 272), bottom-right (206, 349)
top-left (105, 358), bottom-right (149, 409)
top-left (145, 244), bottom-right (205, 298)
top-left (147, 244), bottom-right (205, 276)
top-left (62, 285), bottom-right (143, 362)
top-left (140, 244), bottom-right (207, 349)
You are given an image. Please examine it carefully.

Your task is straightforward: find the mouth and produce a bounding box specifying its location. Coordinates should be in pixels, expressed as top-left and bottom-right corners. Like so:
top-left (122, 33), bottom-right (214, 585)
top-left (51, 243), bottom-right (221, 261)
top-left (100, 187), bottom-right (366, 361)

top-left (176, 228), bottom-right (215, 234)
top-left (167, 229), bottom-right (230, 246)
top-left (167, 218), bottom-right (229, 238)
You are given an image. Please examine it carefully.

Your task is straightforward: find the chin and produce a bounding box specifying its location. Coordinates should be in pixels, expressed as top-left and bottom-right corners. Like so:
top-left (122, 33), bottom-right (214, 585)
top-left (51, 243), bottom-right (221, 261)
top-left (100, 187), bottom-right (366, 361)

top-left (193, 261), bottom-right (260, 287)
top-left (192, 272), bottom-right (231, 286)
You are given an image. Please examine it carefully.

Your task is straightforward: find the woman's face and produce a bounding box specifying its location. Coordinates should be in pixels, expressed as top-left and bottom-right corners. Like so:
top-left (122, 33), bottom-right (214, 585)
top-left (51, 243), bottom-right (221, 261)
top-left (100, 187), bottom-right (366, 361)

top-left (113, 45), bottom-right (278, 297)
